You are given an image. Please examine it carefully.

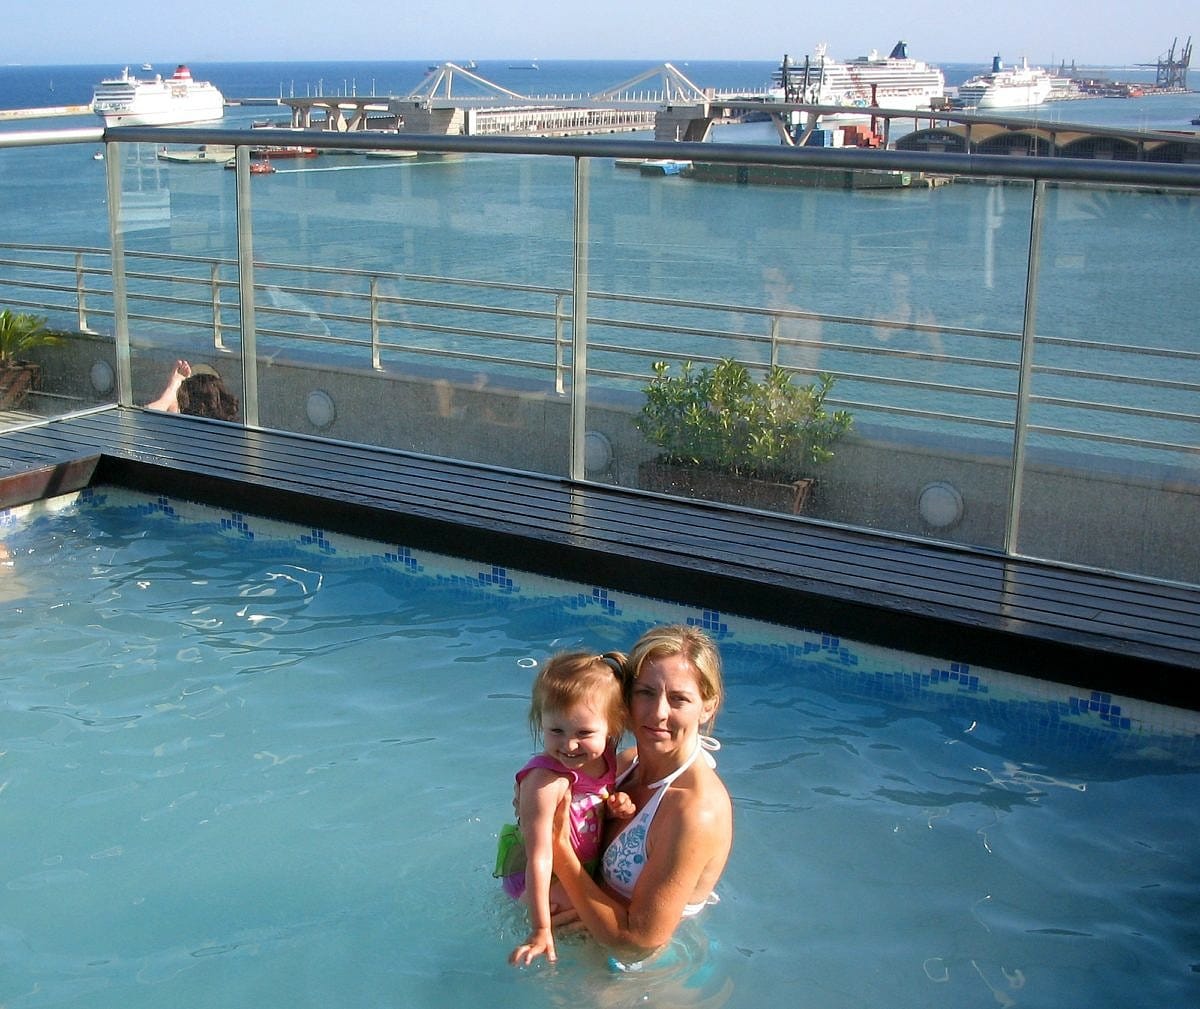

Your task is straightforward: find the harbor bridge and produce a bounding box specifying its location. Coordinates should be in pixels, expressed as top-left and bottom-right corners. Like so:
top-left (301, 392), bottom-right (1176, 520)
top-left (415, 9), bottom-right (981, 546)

top-left (272, 62), bottom-right (757, 141)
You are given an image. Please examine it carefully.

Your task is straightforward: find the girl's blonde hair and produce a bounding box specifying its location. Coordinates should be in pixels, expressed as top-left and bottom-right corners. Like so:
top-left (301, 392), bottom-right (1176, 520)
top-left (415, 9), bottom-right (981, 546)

top-left (626, 625), bottom-right (724, 730)
top-left (529, 651), bottom-right (628, 742)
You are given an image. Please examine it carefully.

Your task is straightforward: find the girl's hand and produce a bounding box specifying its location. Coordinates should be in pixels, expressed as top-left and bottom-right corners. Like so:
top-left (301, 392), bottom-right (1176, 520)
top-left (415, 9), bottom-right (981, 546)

top-left (606, 790), bottom-right (636, 819)
top-left (509, 928), bottom-right (556, 967)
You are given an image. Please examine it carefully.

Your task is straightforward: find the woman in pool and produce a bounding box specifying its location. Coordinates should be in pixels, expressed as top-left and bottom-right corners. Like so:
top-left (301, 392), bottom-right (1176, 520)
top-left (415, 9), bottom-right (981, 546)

top-left (501, 651), bottom-right (636, 967)
top-left (549, 624), bottom-right (732, 964)
top-left (146, 359), bottom-right (240, 421)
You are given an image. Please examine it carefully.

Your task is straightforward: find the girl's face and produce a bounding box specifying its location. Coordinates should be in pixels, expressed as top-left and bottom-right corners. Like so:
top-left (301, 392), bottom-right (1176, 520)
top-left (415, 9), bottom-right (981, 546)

top-left (629, 653), bottom-right (715, 756)
top-left (541, 700), bottom-right (610, 769)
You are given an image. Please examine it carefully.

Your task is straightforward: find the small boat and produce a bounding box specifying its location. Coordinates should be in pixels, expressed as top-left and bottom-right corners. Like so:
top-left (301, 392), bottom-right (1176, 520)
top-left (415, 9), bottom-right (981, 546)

top-left (1191, 114), bottom-right (1200, 126)
top-left (365, 149), bottom-right (419, 159)
top-left (141, 62), bottom-right (153, 71)
top-left (638, 159), bottom-right (690, 176)
top-left (224, 158), bottom-right (276, 175)
top-left (92, 150), bottom-right (104, 161)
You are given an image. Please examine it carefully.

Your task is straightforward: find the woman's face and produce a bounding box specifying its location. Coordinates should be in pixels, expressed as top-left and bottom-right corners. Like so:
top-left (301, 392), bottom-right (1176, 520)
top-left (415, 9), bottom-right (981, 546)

top-left (629, 653), bottom-right (715, 754)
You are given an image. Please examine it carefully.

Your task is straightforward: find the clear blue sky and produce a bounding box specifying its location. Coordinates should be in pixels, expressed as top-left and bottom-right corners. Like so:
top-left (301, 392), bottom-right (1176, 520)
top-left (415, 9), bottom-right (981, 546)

top-left (8, 0), bottom-right (1195, 66)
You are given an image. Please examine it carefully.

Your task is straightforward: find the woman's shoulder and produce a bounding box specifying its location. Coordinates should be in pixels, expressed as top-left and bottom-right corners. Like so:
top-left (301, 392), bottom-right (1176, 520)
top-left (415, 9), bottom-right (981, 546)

top-left (667, 756), bottom-right (731, 825)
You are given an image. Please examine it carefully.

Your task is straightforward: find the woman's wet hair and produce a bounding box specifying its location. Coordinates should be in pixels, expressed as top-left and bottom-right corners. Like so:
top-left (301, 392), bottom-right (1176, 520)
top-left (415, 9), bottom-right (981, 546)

top-left (178, 373), bottom-right (240, 421)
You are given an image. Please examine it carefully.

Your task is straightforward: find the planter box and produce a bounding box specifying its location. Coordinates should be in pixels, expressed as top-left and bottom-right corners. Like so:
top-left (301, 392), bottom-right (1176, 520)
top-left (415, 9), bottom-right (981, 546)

top-left (0, 361), bottom-right (41, 410)
top-left (638, 461), bottom-right (813, 515)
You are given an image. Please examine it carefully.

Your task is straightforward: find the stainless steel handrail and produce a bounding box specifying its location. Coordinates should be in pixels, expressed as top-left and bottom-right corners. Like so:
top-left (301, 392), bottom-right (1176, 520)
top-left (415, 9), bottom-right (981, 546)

top-left (1, 238), bottom-right (1196, 455)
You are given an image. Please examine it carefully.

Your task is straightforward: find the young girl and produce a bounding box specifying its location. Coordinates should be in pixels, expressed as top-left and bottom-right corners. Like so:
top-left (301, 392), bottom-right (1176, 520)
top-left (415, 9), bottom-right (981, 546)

top-left (497, 651), bottom-right (635, 967)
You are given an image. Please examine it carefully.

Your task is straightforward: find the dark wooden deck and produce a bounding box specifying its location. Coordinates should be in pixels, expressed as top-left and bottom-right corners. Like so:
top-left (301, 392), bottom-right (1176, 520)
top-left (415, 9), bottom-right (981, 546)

top-left (3, 408), bottom-right (1198, 708)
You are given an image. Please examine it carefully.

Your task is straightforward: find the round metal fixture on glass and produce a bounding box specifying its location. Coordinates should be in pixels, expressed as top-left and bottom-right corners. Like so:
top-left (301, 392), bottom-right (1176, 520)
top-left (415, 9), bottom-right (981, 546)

top-left (917, 481), bottom-right (964, 529)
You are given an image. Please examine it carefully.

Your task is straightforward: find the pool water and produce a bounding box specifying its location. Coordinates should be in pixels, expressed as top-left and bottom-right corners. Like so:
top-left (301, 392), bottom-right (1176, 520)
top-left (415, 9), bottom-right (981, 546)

top-left (2, 487), bottom-right (1198, 1009)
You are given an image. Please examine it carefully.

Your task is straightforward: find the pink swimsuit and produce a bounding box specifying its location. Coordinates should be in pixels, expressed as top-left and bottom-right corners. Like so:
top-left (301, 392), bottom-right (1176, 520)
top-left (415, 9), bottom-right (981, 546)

top-left (501, 743), bottom-right (617, 899)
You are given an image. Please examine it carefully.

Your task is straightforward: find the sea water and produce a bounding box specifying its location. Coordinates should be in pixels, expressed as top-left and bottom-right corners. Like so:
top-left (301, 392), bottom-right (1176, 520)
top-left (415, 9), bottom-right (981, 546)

top-left (2, 487), bottom-right (1198, 1008)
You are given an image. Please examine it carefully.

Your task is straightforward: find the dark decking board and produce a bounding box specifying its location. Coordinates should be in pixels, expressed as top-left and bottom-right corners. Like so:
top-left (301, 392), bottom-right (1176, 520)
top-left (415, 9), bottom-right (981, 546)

top-left (2, 408), bottom-right (1198, 708)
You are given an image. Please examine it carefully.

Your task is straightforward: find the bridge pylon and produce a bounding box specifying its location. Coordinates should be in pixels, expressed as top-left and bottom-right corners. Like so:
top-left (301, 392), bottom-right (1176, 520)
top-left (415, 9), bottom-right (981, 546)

top-left (591, 63), bottom-right (710, 103)
top-left (408, 63), bottom-right (530, 105)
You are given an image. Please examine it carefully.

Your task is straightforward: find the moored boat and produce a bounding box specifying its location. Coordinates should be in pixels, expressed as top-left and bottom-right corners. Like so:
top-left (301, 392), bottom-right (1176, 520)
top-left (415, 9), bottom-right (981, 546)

top-left (953, 56), bottom-right (1054, 110)
top-left (92, 64), bottom-right (225, 126)
top-left (774, 41), bottom-right (945, 115)
top-left (639, 159), bottom-right (690, 175)
top-left (250, 145), bottom-right (317, 159)
top-left (157, 144), bottom-right (236, 165)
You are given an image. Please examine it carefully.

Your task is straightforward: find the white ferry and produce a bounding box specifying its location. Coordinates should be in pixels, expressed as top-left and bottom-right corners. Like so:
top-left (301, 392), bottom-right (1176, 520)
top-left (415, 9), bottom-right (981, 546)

top-left (954, 56), bottom-right (1054, 110)
top-left (92, 65), bottom-right (225, 127)
top-left (775, 41), bottom-right (945, 113)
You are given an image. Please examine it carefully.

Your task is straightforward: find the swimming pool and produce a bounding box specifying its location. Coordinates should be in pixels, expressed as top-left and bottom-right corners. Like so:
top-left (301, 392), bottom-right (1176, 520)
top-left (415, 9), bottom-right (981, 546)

top-left (2, 487), bottom-right (1198, 1008)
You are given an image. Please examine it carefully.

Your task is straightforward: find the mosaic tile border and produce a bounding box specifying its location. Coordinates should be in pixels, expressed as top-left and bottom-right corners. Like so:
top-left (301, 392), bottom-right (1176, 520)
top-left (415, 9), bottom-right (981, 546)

top-left (4, 486), bottom-right (1197, 759)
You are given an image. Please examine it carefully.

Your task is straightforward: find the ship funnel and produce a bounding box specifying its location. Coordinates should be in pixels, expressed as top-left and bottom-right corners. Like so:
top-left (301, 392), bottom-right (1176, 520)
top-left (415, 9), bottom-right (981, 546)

top-left (991, 55), bottom-right (1003, 72)
top-left (889, 41), bottom-right (908, 59)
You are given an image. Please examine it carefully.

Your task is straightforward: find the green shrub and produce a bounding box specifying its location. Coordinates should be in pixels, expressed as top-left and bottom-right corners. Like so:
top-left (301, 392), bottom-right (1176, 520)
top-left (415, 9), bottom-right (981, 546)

top-left (634, 358), bottom-right (852, 482)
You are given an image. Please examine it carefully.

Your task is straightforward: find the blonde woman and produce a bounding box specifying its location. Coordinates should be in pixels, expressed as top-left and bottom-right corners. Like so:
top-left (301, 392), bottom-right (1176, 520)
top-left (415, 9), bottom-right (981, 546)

top-left (550, 625), bottom-right (732, 964)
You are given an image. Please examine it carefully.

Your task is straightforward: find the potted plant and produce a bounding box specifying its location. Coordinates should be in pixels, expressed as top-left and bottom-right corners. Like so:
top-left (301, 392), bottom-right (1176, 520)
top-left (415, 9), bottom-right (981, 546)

top-left (634, 358), bottom-right (852, 514)
top-left (0, 310), bottom-right (62, 410)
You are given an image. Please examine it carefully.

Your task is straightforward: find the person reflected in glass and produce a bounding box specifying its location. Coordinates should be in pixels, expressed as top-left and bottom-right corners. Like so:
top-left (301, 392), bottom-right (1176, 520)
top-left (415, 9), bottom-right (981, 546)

top-left (548, 625), bottom-right (732, 966)
top-left (761, 265), bottom-right (823, 375)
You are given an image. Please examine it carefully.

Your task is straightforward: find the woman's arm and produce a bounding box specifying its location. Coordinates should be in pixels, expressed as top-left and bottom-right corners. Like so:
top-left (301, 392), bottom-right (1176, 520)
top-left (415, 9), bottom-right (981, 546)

top-left (551, 791), bottom-right (718, 959)
top-left (145, 360), bottom-right (190, 412)
top-left (508, 769), bottom-right (569, 967)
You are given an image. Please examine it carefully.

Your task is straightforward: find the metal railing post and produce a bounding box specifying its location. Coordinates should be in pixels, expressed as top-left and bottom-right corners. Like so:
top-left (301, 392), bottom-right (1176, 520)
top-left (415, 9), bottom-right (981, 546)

top-left (554, 293), bottom-right (567, 395)
top-left (73, 252), bottom-right (89, 333)
top-left (211, 262), bottom-right (225, 350)
top-left (234, 146), bottom-right (260, 427)
top-left (1004, 179), bottom-right (1047, 555)
top-left (370, 275), bottom-right (382, 371)
top-left (568, 157), bottom-right (590, 481)
top-left (103, 142), bottom-right (133, 406)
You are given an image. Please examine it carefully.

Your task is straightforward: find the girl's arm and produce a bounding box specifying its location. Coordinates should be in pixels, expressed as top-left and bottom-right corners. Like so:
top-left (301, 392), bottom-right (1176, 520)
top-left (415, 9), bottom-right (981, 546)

top-left (508, 768), bottom-right (569, 967)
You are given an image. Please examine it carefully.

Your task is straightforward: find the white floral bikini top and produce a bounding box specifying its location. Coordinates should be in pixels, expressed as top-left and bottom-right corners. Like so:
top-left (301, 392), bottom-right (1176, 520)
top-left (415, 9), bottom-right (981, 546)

top-left (600, 736), bottom-right (721, 918)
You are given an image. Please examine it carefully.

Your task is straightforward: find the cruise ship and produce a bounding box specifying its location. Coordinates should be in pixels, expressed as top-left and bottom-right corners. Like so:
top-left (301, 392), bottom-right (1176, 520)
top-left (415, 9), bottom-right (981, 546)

top-left (92, 65), bottom-right (225, 126)
top-left (774, 41), bottom-right (945, 113)
top-left (954, 56), bottom-right (1054, 110)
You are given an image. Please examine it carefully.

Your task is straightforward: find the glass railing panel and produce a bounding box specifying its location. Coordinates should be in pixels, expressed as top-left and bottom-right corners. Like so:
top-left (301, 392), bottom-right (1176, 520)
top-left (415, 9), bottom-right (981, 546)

top-left (1020, 181), bottom-right (1200, 582)
top-left (0, 137), bottom-right (116, 426)
top-left (114, 141), bottom-right (244, 421)
top-left (242, 145), bottom-right (577, 472)
top-left (582, 153), bottom-right (1033, 550)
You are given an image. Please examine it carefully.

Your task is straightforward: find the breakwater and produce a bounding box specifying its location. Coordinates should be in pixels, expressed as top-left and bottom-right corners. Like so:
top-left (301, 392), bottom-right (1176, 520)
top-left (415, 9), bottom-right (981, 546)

top-left (0, 105), bottom-right (91, 121)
